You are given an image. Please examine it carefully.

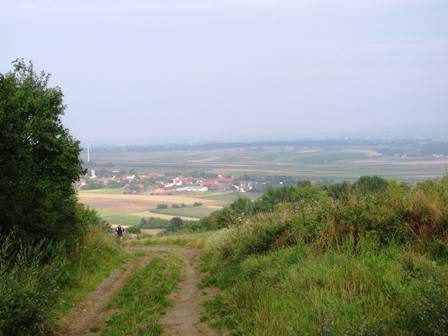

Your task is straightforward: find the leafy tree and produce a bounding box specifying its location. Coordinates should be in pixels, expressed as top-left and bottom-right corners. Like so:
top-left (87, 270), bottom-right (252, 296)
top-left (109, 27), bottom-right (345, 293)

top-left (353, 176), bottom-right (388, 195)
top-left (324, 181), bottom-right (351, 199)
top-left (167, 217), bottom-right (183, 232)
top-left (230, 197), bottom-right (254, 215)
top-left (0, 60), bottom-right (85, 245)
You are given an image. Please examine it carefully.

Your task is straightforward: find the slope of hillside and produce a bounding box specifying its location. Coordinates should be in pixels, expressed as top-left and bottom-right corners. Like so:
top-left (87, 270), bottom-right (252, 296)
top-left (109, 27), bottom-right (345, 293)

top-left (200, 176), bottom-right (448, 335)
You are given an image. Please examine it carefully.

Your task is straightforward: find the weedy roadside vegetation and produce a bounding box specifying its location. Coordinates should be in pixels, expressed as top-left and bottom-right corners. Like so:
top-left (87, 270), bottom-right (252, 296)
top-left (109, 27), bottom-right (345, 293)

top-left (200, 176), bottom-right (448, 335)
top-left (50, 222), bottom-right (129, 320)
top-left (0, 207), bottom-right (127, 336)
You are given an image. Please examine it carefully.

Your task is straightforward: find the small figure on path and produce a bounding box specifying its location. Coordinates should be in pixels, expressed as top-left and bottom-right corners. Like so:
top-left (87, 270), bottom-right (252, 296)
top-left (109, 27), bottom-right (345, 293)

top-left (115, 225), bottom-right (125, 240)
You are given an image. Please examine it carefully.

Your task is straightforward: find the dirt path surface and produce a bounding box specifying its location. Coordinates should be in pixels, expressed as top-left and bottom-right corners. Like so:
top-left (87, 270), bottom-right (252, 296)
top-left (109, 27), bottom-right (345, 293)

top-left (55, 244), bottom-right (225, 336)
top-left (55, 250), bottom-right (155, 336)
top-left (160, 247), bottom-right (226, 336)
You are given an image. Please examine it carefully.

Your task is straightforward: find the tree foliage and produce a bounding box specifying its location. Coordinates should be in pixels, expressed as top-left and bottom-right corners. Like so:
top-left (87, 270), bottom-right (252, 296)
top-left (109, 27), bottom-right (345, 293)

top-left (0, 60), bottom-right (85, 245)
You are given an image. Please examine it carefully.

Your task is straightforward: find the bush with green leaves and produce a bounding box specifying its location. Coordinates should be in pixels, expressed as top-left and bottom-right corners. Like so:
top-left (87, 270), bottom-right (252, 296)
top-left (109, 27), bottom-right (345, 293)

top-left (126, 226), bottom-right (142, 234)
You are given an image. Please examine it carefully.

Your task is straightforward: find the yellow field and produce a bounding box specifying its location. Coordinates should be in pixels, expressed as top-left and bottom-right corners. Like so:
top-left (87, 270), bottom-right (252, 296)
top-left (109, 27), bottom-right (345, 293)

top-left (79, 193), bottom-right (218, 211)
top-left (78, 191), bottom-right (224, 223)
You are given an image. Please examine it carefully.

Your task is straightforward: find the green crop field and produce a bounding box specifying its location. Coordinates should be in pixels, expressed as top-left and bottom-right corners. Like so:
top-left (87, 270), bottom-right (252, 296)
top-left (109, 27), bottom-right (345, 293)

top-left (96, 209), bottom-right (142, 226)
top-left (150, 206), bottom-right (217, 219)
top-left (197, 191), bottom-right (262, 206)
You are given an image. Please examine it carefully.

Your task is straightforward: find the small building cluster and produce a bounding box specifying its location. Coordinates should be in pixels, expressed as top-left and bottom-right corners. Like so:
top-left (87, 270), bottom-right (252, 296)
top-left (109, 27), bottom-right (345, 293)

top-left (77, 170), bottom-right (256, 194)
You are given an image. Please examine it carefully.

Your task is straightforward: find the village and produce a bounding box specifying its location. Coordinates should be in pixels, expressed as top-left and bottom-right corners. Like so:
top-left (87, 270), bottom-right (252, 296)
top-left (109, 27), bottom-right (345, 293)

top-left (77, 169), bottom-right (256, 194)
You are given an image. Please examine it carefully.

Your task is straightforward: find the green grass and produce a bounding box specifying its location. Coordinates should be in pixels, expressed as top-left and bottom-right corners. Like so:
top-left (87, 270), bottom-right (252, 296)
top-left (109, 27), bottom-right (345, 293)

top-left (54, 254), bottom-right (129, 319)
top-left (128, 232), bottom-right (212, 249)
top-left (151, 206), bottom-right (217, 219)
top-left (50, 227), bottom-right (130, 323)
top-left (197, 191), bottom-right (261, 206)
top-left (202, 240), bottom-right (448, 335)
top-left (97, 209), bottom-right (142, 226)
top-left (54, 255), bottom-right (129, 319)
top-left (102, 255), bottom-right (181, 336)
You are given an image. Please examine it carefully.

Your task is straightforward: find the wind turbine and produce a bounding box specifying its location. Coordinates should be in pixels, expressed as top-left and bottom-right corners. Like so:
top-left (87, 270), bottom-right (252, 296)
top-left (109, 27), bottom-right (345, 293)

top-left (87, 144), bottom-right (91, 163)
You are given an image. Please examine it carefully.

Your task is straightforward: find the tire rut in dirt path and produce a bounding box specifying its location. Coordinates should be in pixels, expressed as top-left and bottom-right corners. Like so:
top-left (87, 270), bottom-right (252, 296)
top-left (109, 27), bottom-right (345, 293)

top-left (160, 247), bottom-right (227, 336)
top-left (55, 247), bottom-right (160, 336)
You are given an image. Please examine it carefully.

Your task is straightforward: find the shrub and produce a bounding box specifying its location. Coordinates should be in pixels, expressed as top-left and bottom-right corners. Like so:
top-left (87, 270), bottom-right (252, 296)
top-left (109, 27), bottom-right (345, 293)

top-left (126, 226), bottom-right (142, 234)
top-left (353, 175), bottom-right (388, 195)
top-left (403, 191), bottom-right (446, 244)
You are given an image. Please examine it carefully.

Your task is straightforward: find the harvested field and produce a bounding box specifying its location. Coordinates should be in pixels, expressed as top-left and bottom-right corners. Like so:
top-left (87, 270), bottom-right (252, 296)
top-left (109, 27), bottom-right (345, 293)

top-left (78, 192), bottom-right (222, 224)
top-left (78, 193), bottom-right (218, 213)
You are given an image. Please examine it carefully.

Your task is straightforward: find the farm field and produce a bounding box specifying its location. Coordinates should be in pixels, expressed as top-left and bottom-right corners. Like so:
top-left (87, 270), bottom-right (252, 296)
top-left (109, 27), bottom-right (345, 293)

top-left (86, 146), bottom-right (448, 182)
top-left (78, 192), bottom-right (218, 212)
top-left (78, 190), bottom-right (242, 225)
top-left (150, 206), bottom-right (217, 218)
top-left (79, 144), bottom-right (448, 226)
top-left (96, 209), bottom-right (143, 226)
top-left (195, 191), bottom-right (262, 206)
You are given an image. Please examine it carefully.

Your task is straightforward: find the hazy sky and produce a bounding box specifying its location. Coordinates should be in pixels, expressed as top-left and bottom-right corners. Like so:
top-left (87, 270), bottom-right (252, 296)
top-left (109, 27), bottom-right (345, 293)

top-left (2, 0), bottom-right (448, 144)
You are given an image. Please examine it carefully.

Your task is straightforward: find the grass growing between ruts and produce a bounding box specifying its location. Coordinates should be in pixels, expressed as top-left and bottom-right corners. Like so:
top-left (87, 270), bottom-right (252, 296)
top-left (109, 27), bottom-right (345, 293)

top-left (102, 255), bottom-right (181, 336)
top-left (128, 232), bottom-right (212, 249)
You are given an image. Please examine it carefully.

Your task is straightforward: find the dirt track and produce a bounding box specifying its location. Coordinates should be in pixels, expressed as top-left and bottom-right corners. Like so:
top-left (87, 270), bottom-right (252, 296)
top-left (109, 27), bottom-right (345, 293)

top-left (160, 247), bottom-right (224, 336)
top-left (55, 253), bottom-right (154, 336)
top-left (55, 245), bottom-right (225, 336)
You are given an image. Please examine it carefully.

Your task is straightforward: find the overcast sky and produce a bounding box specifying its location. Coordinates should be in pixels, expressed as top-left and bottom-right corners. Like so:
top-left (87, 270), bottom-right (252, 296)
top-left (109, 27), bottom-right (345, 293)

top-left (2, 0), bottom-right (447, 144)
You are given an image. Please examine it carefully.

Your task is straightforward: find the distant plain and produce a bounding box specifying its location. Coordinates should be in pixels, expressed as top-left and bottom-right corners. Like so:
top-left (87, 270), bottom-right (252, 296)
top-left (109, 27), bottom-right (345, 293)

top-left (80, 144), bottom-right (448, 226)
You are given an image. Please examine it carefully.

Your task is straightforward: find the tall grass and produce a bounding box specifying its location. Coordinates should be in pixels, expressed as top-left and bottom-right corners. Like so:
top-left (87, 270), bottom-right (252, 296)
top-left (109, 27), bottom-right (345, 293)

top-left (0, 238), bottom-right (63, 335)
top-left (201, 177), bottom-right (448, 335)
top-left (0, 224), bottom-right (126, 335)
top-left (203, 239), bottom-right (448, 335)
top-left (51, 226), bottom-right (129, 320)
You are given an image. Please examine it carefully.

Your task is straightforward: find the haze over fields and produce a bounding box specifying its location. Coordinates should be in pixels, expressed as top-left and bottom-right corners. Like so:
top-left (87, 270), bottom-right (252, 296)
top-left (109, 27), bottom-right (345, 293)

top-left (2, 0), bottom-right (448, 144)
